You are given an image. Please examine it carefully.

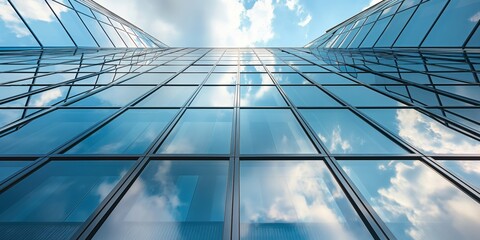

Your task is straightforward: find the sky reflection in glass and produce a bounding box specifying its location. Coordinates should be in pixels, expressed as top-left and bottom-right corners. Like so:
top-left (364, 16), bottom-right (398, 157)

top-left (339, 160), bottom-right (480, 240)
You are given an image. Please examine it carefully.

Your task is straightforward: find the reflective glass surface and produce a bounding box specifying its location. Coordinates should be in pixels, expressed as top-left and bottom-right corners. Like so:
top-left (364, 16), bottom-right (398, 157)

top-left (240, 109), bottom-right (317, 154)
top-left (206, 73), bottom-right (237, 84)
top-left (135, 86), bottom-right (197, 107)
top-left (93, 161), bottom-right (228, 240)
top-left (361, 109), bottom-right (480, 154)
top-left (325, 86), bottom-right (404, 106)
top-left (0, 160), bottom-right (133, 240)
top-left (271, 73), bottom-right (311, 84)
top-left (304, 73), bottom-right (354, 84)
top-left (0, 109), bottom-right (115, 154)
top-left (339, 160), bottom-right (480, 240)
top-left (191, 86), bottom-right (235, 107)
top-left (66, 109), bottom-right (178, 154)
top-left (301, 109), bottom-right (407, 154)
top-left (0, 0), bottom-right (39, 47)
top-left (240, 73), bottom-right (273, 85)
top-left (240, 86), bottom-right (287, 107)
top-left (71, 86), bottom-right (154, 107)
top-left (437, 160), bottom-right (480, 191)
top-left (240, 161), bottom-right (373, 240)
top-left (282, 86), bottom-right (340, 107)
top-left (0, 161), bottom-right (30, 182)
top-left (157, 109), bottom-right (233, 154)
top-left (168, 73), bottom-right (207, 85)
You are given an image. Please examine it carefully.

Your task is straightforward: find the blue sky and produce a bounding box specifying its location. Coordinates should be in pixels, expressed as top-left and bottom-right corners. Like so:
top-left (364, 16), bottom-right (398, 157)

top-left (95, 0), bottom-right (381, 47)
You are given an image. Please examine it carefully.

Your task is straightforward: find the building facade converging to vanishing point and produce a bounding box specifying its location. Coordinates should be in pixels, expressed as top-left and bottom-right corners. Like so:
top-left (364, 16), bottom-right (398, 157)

top-left (0, 0), bottom-right (479, 239)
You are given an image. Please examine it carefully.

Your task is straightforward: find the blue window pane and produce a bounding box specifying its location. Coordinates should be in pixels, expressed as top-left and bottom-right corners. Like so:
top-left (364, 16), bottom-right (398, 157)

top-left (10, 0), bottom-right (74, 46)
top-left (325, 86), bottom-right (404, 106)
top-left (48, 1), bottom-right (97, 47)
top-left (135, 86), bottom-right (197, 107)
top-left (437, 160), bottom-right (479, 191)
top-left (304, 73), bottom-right (354, 84)
top-left (168, 73), bottom-right (207, 85)
top-left (348, 23), bottom-right (374, 48)
top-left (282, 86), bottom-right (340, 107)
top-left (0, 1), bottom-right (38, 47)
top-left (300, 109), bottom-right (407, 154)
top-left (206, 73), bottom-right (237, 84)
top-left (423, 0), bottom-right (480, 47)
top-left (394, 0), bottom-right (448, 47)
top-left (66, 109), bottom-right (178, 154)
top-left (0, 109), bottom-right (115, 154)
top-left (360, 108), bottom-right (480, 154)
top-left (339, 160), bottom-right (480, 240)
top-left (240, 161), bottom-right (373, 239)
top-left (375, 8), bottom-right (415, 47)
top-left (271, 73), bottom-right (311, 84)
top-left (240, 86), bottom-right (287, 107)
top-left (93, 161), bottom-right (228, 240)
top-left (100, 23), bottom-right (126, 47)
top-left (78, 14), bottom-right (113, 47)
top-left (122, 73), bottom-right (174, 84)
top-left (240, 73), bottom-right (273, 85)
top-left (360, 16), bottom-right (392, 47)
top-left (157, 109), bottom-right (233, 154)
top-left (191, 86), bottom-right (235, 107)
top-left (71, 86), bottom-right (154, 107)
top-left (0, 161), bottom-right (30, 182)
top-left (0, 160), bottom-right (133, 240)
top-left (240, 109), bottom-right (317, 154)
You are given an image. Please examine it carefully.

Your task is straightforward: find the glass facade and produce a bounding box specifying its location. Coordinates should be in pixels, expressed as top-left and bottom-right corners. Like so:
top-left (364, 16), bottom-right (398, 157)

top-left (0, 0), bottom-right (479, 239)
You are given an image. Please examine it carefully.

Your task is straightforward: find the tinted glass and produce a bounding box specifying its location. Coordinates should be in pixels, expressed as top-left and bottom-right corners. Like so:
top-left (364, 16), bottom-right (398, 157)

top-left (339, 160), bottom-right (480, 240)
top-left (0, 109), bottom-right (115, 154)
top-left (93, 161), bottom-right (228, 240)
top-left (66, 109), bottom-right (177, 154)
top-left (240, 109), bottom-right (317, 154)
top-left (301, 109), bottom-right (407, 154)
top-left (168, 73), bottom-right (207, 85)
top-left (71, 86), bottom-right (154, 107)
top-left (240, 86), bottom-right (287, 107)
top-left (271, 73), bottom-right (311, 84)
top-left (437, 160), bottom-right (479, 191)
top-left (240, 73), bottom-right (273, 85)
top-left (240, 161), bottom-right (373, 240)
top-left (191, 86), bottom-right (235, 107)
top-left (282, 86), bottom-right (340, 107)
top-left (206, 73), bottom-right (237, 84)
top-left (0, 161), bottom-right (30, 182)
top-left (325, 86), bottom-right (404, 106)
top-left (157, 109), bottom-right (233, 154)
top-left (0, 160), bottom-right (133, 240)
top-left (135, 86), bottom-right (197, 107)
top-left (0, 0), bottom-right (39, 47)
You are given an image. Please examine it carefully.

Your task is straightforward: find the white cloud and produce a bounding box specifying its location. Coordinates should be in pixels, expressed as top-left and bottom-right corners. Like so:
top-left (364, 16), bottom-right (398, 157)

top-left (298, 14), bottom-right (312, 27)
top-left (470, 11), bottom-right (480, 23)
top-left (285, 0), bottom-right (298, 10)
top-left (32, 88), bottom-right (63, 107)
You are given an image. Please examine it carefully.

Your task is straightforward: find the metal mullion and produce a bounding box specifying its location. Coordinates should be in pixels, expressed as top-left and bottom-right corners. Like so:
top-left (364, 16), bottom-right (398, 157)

top-left (20, 51), bottom-right (44, 120)
top-left (263, 48), bottom-right (394, 240)
top-left (418, 0), bottom-right (451, 48)
top-left (44, 0), bottom-right (78, 47)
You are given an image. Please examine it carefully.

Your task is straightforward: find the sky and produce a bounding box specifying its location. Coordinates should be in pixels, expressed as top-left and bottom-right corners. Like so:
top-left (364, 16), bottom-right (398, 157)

top-left (95, 0), bottom-right (381, 47)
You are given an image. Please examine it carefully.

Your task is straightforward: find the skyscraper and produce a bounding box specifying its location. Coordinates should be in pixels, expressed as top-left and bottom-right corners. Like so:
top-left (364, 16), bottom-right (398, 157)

top-left (0, 0), bottom-right (478, 239)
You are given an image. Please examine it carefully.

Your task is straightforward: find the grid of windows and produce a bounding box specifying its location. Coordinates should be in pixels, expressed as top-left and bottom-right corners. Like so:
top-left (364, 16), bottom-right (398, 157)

top-left (0, 47), bottom-right (478, 239)
top-left (0, 0), bottom-right (167, 48)
top-left (306, 0), bottom-right (480, 49)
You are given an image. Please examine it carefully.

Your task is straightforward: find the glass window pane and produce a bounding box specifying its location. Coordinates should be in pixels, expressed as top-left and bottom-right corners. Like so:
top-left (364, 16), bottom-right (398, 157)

top-left (394, 0), bottom-right (448, 47)
top-left (71, 86), bottom-right (154, 107)
top-left (191, 86), bottom-right (235, 107)
top-left (240, 109), bottom-right (317, 154)
top-left (93, 161), bottom-right (228, 240)
top-left (300, 109), bottom-right (407, 154)
top-left (325, 86), bottom-right (404, 106)
top-left (283, 86), bottom-right (340, 107)
top-left (78, 14), bottom-right (113, 47)
top-left (240, 86), bottom-right (287, 107)
top-left (0, 161), bottom-right (30, 182)
top-left (271, 73), bottom-right (311, 84)
top-left (10, 0), bottom-right (74, 46)
top-left (360, 108), bottom-right (480, 154)
top-left (0, 109), bottom-right (115, 154)
top-left (304, 73), bottom-right (354, 84)
top-left (339, 160), bottom-right (480, 240)
top-left (0, 160), bottom-right (133, 240)
top-left (157, 109), bottom-right (233, 154)
top-left (122, 73), bottom-right (174, 84)
top-left (0, 0), bottom-right (39, 47)
top-left (360, 16), bottom-right (392, 47)
top-left (167, 73), bottom-right (207, 85)
top-left (437, 160), bottom-right (480, 191)
top-left (423, 0), bottom-right (480, 47)
top-left (49, 1), bottom-right (97, 47)
top-left (376, 8), bottom-right (415, 47)
top-left (135, 86), bottom-right (197, 107)
top-left (206, 73), bottom-right (236, 84)
top-left (240, 161), bottom-right (373, 239)
top-left (66, 109), bottom-right (178, 154)
top-left (240, 73), bottom-right (273, 85)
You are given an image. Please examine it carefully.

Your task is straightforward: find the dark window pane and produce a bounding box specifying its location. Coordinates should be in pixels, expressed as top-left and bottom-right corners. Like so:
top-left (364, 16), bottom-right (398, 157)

top-left (240, 109), bottom-right (317, 154)
top-left (240, 161), bottom-right (373, 239)
top-left (0, 109), bottom-right (115, 154)
top-left (339, 160), bottom-right (480, 240)
top-left (0, 160), bottom-right (133, 240)
top-left (157, 109), bottom-right (233, 154)
top-left (0, 161), bottom-right (30, 182)
top-left (93, 161), bottom-right (228, 240)
top-left (301, 109), bottom-right (407, 154)
top-left (66, 109), bottom-right (178, 154)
